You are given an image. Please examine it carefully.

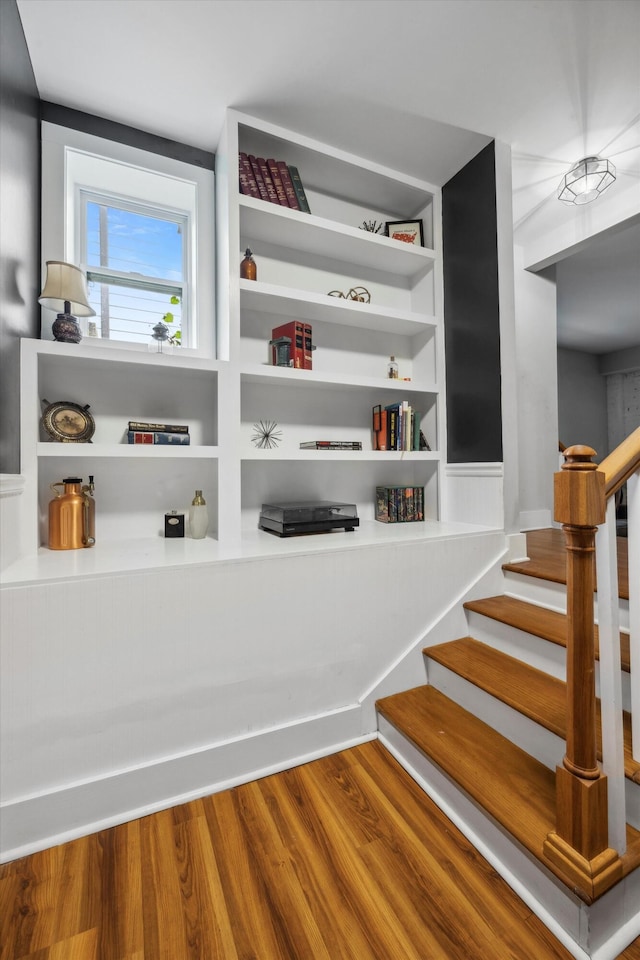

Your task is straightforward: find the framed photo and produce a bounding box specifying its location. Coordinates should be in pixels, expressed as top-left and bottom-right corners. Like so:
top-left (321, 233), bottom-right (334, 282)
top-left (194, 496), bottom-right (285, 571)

top-left (385, 219), bottom-right (424, 247)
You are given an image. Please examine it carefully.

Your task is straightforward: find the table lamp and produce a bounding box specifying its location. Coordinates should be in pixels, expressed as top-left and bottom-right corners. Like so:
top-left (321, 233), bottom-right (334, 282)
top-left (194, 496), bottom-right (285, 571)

top-left (38, 261), bottom-right (95, 343)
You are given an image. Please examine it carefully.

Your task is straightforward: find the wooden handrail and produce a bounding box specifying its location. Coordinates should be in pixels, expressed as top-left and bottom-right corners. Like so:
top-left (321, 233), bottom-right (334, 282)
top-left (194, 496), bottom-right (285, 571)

top-left (599, 425), bottom-right (640, 499)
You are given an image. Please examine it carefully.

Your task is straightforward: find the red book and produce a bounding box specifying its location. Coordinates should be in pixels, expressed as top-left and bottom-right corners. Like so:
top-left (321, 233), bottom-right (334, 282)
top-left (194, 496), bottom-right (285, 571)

top-left (276, 162), bottom-right (300, 210)
top-left (248, 155), bottom-right (269, 202)
top-left (302, 323), bottom-right (313, 369)
top-left (239, 152), bottom-right (260, 198)
top-left (257, 158), bottom-right (279, 204)
top-left (267, 159), bottom-right (289, 206)
top-left (272, 320), bottom-right (304, 368)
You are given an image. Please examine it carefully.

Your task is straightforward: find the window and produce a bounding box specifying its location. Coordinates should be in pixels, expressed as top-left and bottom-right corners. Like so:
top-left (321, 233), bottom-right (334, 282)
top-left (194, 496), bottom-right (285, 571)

top-left (41, 123), bottom-right (215, 355)
top-left (81, 193), bottom-right (187, 344)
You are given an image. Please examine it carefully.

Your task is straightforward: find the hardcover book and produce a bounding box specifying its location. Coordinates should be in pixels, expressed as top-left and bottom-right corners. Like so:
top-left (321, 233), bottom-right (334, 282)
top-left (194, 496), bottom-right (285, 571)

top-left (238, 152), bottom-right (260, 198)
top-left (128, 421), bottom-right (189, 434)
top-left (271, 320), bottom-right (304, 368)
top-left (257, 157), bottom-right (279, 204)
top-left (248, 155), bottom-right (270, 202)
top-left (299, 441), bottom-right (362, 450)
top-left (266, 158), bottom-right (290, 206)
top-left (128, 431), bottom-right (190, 445)
top-left (276, 162), bottom-right (300, 210)
top-left (302, 323), bottom-right (313, 369)
top-left (288, 165), bottom-right (311, 213)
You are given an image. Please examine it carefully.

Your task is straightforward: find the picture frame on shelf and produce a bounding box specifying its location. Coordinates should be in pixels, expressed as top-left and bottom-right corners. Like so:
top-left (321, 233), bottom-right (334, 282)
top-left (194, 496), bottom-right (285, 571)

top-left (385, 220), bottom-right (424, 247)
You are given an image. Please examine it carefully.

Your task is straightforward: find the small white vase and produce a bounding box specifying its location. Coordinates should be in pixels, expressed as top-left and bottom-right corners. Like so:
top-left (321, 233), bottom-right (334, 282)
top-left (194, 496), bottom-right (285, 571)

top-left (189, 490), bottom-right (208, 539)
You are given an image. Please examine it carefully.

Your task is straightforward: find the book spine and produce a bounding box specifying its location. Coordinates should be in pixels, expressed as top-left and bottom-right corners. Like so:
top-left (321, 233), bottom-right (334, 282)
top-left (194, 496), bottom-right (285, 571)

top-left (287, 165), bottom-right (311, 213)
top-left (238, 152), bottom-right (260, 198)
top-left (266, 159), bottom-right (289, 206)
top-left (257, 157), bottom-right (279, 204)
top-left (128, 421), bottom-right (189, 433)
top-left (378, 409), bottom-right (388, 451)
top-left (385, 404), bottom-right (400, 450)
top-left (402, 401), bottom-right (411, 451)
top-left (413, 411), bottom-right (420, 451)
top-left (299, 442), bottom-right (362, 450)
top-left (375, 487), bottom-right (390, 522)
top-left (128, 431), bottom-right (190, 445)
top-left (248, 155), bottom-right (270, 202)
top-left (302, 323), bottom-right (313, 369)
top-left (276, 162), bottom-right (300, 210)
top-left (271, 320), bottom-right (304, 368)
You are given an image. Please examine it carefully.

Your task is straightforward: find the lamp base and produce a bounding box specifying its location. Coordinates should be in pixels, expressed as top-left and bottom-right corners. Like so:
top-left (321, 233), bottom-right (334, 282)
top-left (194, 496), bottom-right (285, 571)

top-left (52, 313), bottom-right (82, 344)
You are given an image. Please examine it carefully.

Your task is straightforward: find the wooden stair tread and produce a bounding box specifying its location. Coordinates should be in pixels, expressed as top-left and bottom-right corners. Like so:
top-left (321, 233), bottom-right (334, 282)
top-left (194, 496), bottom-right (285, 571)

top-left (501, 528), bottom-right (629, 600)
top-left (425, 637), bottom-right (640, 784)
top-left (464, 595), bottom-right (631, 673)
top-left (376, 685), bottom-right (640, 901)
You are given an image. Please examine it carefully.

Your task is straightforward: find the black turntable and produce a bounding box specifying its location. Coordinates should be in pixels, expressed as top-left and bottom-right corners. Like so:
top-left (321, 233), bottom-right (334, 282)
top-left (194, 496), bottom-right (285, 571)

top-left (259, 500), bottom-right (359, 537)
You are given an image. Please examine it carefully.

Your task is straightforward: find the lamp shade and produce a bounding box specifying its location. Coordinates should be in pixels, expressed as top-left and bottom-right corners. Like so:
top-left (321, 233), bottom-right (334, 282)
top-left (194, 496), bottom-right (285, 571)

top-left (38, 261), bottom-right (95, 316)
top-left (557, 156), bottom-right (616, 205)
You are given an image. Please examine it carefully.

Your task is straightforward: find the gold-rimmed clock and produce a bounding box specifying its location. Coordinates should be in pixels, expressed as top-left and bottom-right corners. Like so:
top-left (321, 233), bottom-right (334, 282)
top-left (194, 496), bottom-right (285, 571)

top-left (41, 400), bottom-right (95, 443)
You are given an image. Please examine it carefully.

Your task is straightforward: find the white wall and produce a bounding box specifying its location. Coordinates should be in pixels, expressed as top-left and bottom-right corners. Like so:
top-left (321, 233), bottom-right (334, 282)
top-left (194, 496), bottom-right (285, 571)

top-left (0, 528), bottom-right (506, 859)
top-left (557, 347), bottom-right (609, 461)
top-left (513, 245), bottom-right (558, 531)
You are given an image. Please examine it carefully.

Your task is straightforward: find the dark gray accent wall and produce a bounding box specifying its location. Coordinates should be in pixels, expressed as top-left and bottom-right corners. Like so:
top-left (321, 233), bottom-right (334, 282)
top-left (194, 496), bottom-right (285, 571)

top-left (442, 142), bottom-right (502, 463)
top-left (41, 102), bottom-right (215, 171)
top-left (0, 0), bottom-right (41, 474)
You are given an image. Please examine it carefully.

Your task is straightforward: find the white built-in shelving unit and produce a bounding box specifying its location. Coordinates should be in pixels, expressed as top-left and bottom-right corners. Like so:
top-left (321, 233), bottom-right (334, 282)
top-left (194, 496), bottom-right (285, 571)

top-left (11, 109), bottom-right (447, 580)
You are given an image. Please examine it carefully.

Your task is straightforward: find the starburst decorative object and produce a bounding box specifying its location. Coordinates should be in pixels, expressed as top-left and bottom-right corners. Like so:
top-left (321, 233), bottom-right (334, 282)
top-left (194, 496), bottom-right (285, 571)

top-left (557, 156), bottom-right (616, 205)
top-left (251, 420), bottom-right (282, 449)
top-left (359, 220), bottom-right (384, 233)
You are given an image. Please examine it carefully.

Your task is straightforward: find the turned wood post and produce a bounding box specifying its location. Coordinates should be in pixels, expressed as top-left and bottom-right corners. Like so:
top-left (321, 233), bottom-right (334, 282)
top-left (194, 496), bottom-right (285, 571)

top-left (543, 445), bottom-right (623, 900)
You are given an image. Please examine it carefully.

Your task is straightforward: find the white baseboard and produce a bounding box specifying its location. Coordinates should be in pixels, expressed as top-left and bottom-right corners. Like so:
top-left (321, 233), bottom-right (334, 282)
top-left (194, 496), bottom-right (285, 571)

top-left (1, 703), bottom-right (370, 863)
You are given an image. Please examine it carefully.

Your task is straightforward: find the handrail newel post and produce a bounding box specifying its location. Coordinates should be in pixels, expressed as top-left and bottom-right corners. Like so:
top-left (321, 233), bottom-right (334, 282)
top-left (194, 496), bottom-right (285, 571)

top-left (542, 445), bottom-right (623, 901)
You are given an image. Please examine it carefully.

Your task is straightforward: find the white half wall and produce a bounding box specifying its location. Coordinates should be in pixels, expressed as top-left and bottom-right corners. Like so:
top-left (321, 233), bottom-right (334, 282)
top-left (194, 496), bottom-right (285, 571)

top-left (0, 528), bottom-right (506, 860)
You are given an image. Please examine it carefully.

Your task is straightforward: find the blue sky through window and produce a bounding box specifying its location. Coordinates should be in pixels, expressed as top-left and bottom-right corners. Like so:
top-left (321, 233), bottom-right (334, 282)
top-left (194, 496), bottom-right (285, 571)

top-left (85, 201), bottom-right (184, 342)
top-left (86, 202), bottom-right (183, 280)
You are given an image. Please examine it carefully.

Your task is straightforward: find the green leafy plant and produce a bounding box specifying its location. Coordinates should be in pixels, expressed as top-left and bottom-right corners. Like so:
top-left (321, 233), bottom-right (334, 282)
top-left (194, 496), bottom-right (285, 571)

top-left (162, 295), bottom-right (181, 345)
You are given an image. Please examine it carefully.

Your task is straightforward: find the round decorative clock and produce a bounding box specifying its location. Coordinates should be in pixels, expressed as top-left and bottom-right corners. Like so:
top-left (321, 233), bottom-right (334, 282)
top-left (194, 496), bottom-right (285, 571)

top-left (41, 400), bottom-right (95, 443)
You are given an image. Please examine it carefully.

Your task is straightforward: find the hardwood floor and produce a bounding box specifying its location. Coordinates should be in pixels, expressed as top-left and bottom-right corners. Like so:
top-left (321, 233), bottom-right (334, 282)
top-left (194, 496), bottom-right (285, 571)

top-left (1, 741), bottom-right (638, 959)
top-left (503, 527), bottom-right (629, 599)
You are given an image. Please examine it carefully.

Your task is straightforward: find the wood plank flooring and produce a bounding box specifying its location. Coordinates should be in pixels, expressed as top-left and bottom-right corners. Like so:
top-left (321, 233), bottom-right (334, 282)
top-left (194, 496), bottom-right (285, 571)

top-left (503, 527), bottom-right (629, 600)
top-left (2, 741), bottom-right (638, 960)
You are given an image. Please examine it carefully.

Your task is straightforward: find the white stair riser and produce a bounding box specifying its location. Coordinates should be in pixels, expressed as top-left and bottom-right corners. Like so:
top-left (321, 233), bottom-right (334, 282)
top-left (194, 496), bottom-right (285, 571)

top-left (503, 572), bottom-right (630, 632)
top-left (425, 659), bottom-right (640, 831)
top-left (465, 612), bottom-right (631, 713)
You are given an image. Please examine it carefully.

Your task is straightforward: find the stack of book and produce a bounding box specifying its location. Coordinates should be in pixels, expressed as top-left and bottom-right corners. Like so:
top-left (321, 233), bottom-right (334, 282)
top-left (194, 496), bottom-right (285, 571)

top-left (271, 320), bottom-right (313, 369)
top-left (372, 403), bottom-right (430, 452)
top-left (299, 441), bottom-right (362, 450)
top-left (127, 420), bottom-right (190, 445)
top-left (376, 486), bottom-right (425, 523)
top-left (239, 153), bottom-right (311, 213)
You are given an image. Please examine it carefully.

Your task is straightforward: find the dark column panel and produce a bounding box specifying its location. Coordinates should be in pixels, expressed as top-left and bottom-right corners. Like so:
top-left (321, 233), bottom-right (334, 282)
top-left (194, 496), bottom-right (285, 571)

top-left (0, 0), bottom-right (41, 474)
top-left (443, 142), bottom-right (502, 463)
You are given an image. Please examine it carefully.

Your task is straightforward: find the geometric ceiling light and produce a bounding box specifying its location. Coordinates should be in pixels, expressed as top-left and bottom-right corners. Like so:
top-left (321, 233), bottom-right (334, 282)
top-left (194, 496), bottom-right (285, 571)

top-left (557, 156), bottom-right (616, 205)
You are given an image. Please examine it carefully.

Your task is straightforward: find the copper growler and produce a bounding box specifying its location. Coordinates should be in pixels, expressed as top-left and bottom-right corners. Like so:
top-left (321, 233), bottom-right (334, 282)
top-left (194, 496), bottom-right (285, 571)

top-left (48, 476), bottom-right (96, 550)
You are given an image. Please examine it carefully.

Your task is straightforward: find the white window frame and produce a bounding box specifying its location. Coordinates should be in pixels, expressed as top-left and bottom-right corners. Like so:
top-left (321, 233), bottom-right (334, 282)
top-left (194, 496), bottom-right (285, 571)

top-left (40, 122), bottom-right (215, 356)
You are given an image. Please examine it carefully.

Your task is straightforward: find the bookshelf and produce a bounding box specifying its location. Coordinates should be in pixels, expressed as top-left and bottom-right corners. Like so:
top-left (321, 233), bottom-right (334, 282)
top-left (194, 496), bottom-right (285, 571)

top-left (12, 109), bottom-right (446, 579)
top-left (218, 109), bottom-right (445, 541)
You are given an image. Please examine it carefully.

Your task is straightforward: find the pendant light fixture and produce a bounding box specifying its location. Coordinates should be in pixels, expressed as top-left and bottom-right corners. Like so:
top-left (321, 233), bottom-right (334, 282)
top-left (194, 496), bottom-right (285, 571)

top-left (557, 156), bottom-right (616, 205)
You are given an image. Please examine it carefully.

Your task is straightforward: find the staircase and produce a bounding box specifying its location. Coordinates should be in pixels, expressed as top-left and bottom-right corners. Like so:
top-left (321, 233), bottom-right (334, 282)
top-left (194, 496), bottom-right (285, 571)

top-left (376, 529), bottom-right (640, 960)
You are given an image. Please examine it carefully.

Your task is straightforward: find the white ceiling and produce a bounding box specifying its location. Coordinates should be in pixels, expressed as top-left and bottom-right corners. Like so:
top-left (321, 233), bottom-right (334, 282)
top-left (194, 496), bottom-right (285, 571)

top-left (16, 0), bottom-right (640, 353)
